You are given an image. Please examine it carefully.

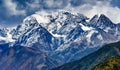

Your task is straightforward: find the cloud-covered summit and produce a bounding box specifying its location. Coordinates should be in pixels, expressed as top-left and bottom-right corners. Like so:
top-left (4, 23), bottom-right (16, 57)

top-left (0, 0), bottom-right (120, 27)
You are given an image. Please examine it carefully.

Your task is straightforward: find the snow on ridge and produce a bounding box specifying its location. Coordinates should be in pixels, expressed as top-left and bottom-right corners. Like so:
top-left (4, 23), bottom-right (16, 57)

top-left (79, 24), bottom-right (93, 31)
top-left (49, 31), bottom-right (66, 39)
top-left (97, 34), bottom-right (103, 40)
top-left (32, 14), bottom-right (50, 24)
top-left (86, 30), bottom-right (96, 42)
top-left (52, 34), bottom-right (66, 38)
top-left (0, 32), bottom-right (15, 43)
top-left (7, 33), bottom-right (15, 42)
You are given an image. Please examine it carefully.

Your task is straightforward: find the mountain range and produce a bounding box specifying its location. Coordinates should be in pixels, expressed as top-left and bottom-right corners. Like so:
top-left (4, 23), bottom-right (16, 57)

top-left (0, 11), bottom-right (120, 70)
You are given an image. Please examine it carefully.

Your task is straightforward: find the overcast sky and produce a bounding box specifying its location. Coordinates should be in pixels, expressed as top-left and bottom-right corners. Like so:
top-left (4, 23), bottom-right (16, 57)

top-left (0, 0), bottom-right (120, 28)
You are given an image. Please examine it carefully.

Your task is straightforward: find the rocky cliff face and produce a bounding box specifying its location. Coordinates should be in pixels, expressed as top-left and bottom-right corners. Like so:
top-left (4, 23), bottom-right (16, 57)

top-left (0, 11), bottom-right (120, 69)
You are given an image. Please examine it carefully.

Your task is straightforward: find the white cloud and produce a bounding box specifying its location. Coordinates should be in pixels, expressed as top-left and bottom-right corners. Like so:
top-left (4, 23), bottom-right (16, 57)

top-left (3, 0), bottom-right (120, 23)
top-left (43, 0), bottom-right (67, 8)
top-left (64, 1), bottom-right (120, 23)
top-left (26, 0), bottom-right (40, 9)
top-left (3, 0), bottom-right (26, 16)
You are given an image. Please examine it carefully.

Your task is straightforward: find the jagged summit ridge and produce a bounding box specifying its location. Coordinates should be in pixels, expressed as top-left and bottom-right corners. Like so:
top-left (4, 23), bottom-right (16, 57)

top-left (0, 11), bottom-right (120, 66)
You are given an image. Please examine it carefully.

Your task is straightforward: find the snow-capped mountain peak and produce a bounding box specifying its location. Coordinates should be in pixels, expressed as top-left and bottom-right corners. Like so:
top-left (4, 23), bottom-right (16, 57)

top-left (0, 11), bottom-right (120, 65)
top-left (89, 14), bottom-right (116, 28)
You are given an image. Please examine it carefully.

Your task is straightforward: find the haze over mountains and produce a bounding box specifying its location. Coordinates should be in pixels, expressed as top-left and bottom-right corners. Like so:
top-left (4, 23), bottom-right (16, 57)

top-left (0, 11), bottom-right (120, 70)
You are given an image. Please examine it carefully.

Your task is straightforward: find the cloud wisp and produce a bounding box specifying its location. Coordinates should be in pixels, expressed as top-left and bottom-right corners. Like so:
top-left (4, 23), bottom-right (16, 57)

top-left (3, 0), bottom-right (26, 16)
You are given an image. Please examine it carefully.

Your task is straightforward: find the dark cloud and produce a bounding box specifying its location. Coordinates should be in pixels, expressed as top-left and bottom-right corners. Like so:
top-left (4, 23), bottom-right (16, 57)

top-left (42, 0), bottom-right (69, 9)
top-left (13, 0), bottom-right (34, 10)
top-left (70, 0), bottom-right (111, 7)
top-left (0, 0), bottom-right (2, 4)
top-left (111, 0), bottom-right (120, 8)
top-left (14, 0), bottom-right (69, 10)
top-left (70, 0), bottom-right (85, 6)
